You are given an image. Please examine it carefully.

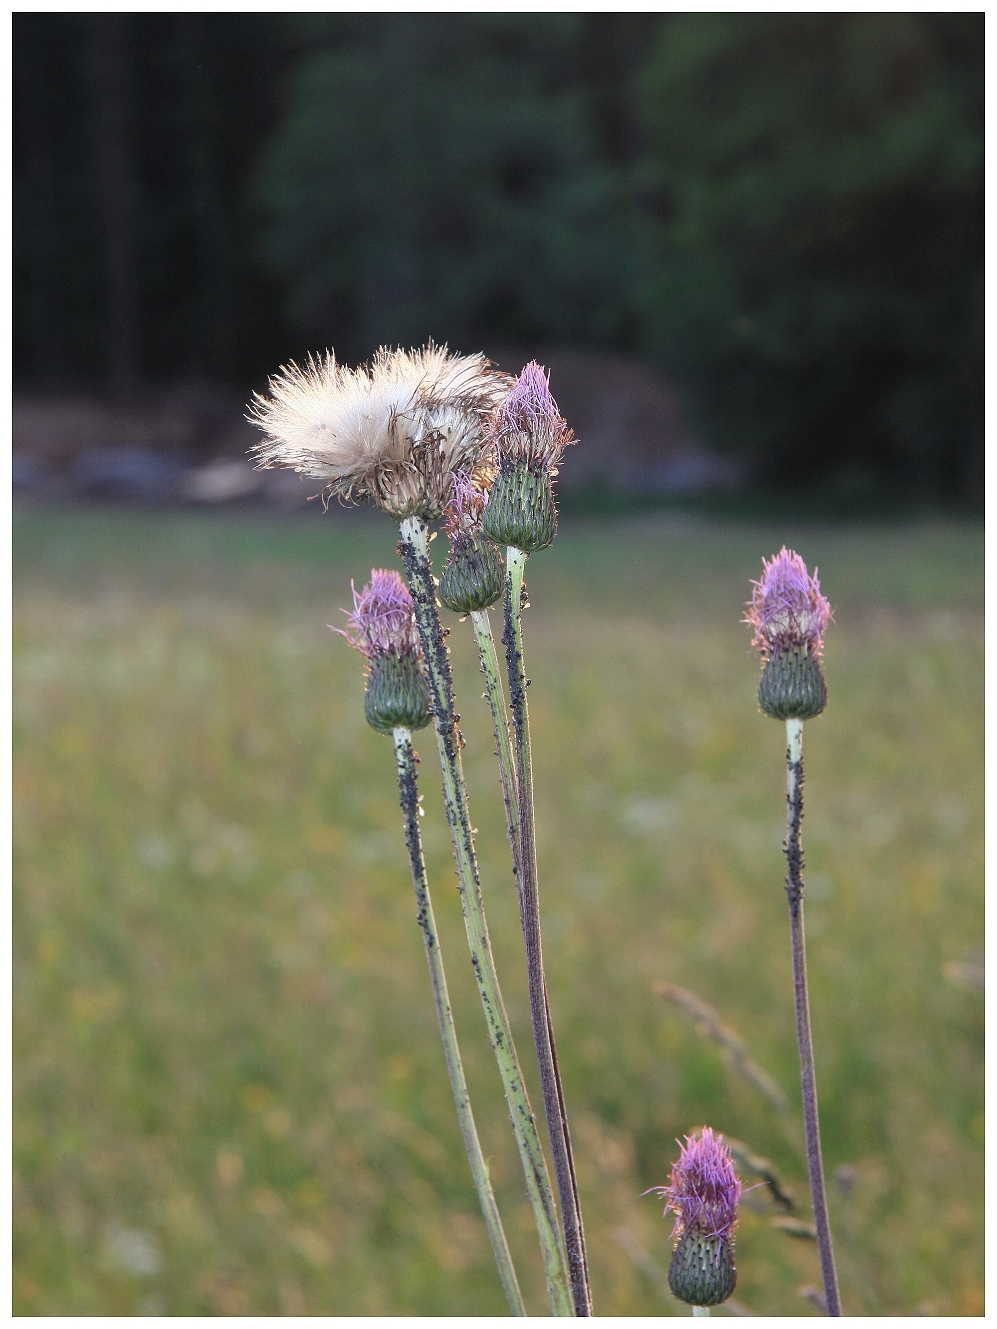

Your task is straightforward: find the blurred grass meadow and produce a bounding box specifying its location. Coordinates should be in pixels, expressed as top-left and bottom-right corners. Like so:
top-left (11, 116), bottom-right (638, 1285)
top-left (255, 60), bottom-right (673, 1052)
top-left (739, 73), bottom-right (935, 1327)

top-left (13, 509), bottom-right (983, 1316)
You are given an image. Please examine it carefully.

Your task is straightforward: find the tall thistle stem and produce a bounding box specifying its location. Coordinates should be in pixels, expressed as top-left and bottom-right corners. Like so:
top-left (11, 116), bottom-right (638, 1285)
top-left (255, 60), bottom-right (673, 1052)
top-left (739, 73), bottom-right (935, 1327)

top-left (785, 718), bottom-right (841, 1317)
top-left (470, 609), bottom-right (521, 882)
top-left (398, 516), bottom-right (573, 1317)
top-left (504, 546), bottom-right (592, 1317)
top-left (472, 607), bottom-right (592, 1316)
top-left (391, 727), bottom-right (525, 1315)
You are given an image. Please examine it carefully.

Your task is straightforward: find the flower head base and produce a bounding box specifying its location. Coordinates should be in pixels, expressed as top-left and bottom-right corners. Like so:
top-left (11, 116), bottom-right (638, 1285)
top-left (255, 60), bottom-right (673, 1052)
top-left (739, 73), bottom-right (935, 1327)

top-left (745, 548), bottom-right (832, 721)
top-left (439, 472), bottom-right (505, 614)
top-left (334, 570), bottom-right (431, 733)
top-left (647, 1128), bottom-right (740, 1308)
top-left (248, 344), bottom-right (511, 520)
top-left (480, 362), bottom-right (573, 553)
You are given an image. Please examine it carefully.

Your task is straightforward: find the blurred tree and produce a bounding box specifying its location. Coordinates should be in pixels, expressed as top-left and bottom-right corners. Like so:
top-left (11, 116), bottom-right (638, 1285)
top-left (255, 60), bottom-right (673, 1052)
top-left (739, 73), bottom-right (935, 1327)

top-left (14, 16), bottom-right (105, 384)
top-left (12, 13), bottom-right (982, 503)
top-left (86, 14), bottom-right (141, 398)
top-left (257, 13), bottom-right (982, 503)
top-left (131, 14), bottom-right (301, 384)
top-left (254, 15), bottom-right (645, 358)
top-left (635, 14), bottom-right (984, 501)
top-left (13, 13), bottom-right (301, 389)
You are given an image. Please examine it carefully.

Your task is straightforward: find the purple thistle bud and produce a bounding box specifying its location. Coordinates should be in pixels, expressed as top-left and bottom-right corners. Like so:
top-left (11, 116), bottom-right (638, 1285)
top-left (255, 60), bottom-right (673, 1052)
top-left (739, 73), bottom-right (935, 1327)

top-left (646, 1128), bottom-right (741, 1307)
top-left (444, 470), bottom-right (488, 545)
top-left (334, 568), bottom-right (422, 661)
top-left (654, 1128), bottom-right (741, 1245)
top-left (440, 472), bottom-right (505, 614)
top-left (745, 547), bottom-right (832, 661)
top-left (479, 363), bottom-right (572, 552)
top-left (333, 570), bottom-right (431, 734)
top-left (491, 361), bottom-right (573, 471)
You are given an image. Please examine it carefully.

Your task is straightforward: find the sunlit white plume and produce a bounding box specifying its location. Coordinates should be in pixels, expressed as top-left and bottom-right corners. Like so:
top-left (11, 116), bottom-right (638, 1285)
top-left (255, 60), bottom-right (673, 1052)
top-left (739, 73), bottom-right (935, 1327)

top-left (248, 343), bottom-right (511, 519)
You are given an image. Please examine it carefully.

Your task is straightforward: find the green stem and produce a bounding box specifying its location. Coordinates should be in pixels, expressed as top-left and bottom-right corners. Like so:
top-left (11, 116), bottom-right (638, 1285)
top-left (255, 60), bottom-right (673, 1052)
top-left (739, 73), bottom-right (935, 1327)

top-left (470, 609), bottom-right (521, 884)
top-left (398, 516), bottom-right (573, 1317)
top-left (391, 727), bottom-right (525, 1316)
top-left (692, 1307), bottom-right (710, 1317)
top-left (473, 605), bottom-right (594, 1315)
top-left (785, 718), bottom-right (842, 1318)
top-left (504, 546), bottom-right (592, 1317)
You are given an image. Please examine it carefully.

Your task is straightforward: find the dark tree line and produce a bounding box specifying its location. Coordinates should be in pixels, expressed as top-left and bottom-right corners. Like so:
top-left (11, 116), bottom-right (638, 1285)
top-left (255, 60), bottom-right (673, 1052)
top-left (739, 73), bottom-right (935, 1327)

top-left (13, 14), bottom-right (983, 502)
top-left (14, 13), bottom-right (298, 391)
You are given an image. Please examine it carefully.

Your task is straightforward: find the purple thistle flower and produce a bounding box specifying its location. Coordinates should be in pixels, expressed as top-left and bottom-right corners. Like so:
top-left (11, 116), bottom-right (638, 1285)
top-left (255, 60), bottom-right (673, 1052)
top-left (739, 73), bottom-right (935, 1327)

top-left (648, 1128), bottom-right (741, 1246)
top-left (745, 547), bottom-right (832, 660)
top-left (490, 361), bottom-right (574, 471)
top-left (333, 568), bottom-right (422, 661)
top-left (438, 471), bottom-right (505, 613)
top-left (444, 470), bottom-right (488, 545)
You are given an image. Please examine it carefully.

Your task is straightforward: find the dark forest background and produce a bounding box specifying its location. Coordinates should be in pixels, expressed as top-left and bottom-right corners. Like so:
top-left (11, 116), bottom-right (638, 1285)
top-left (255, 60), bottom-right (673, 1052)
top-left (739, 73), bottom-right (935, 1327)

top-left (13, 13), bottom-right (984, 506)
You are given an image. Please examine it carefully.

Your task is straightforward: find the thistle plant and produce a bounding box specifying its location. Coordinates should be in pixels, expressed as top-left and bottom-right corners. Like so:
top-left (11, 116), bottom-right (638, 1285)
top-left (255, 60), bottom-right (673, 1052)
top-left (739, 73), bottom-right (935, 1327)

top-left (250, 347), bottom-right (574, 1315)
top-left (746, 548), bottom-right (842, 1317)
top-left (480, 364), bottom-right (593, 1317)
top-left (647, 1128), bottom-right (741, 1315)
top-left (335, 570), bottom-right (524, 1314)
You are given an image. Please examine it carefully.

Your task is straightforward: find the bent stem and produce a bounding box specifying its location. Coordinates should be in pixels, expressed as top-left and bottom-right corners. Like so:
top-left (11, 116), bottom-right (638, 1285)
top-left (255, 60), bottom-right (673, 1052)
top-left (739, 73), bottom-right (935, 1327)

top-left (785, 718), bottom-right (842, 1317)
top-left (504, 546), bottom-right (592, 1317)
top-left (391, 727), bottom-right (525, 1316)
top-left (397, 516), bottom-right (573, 1317)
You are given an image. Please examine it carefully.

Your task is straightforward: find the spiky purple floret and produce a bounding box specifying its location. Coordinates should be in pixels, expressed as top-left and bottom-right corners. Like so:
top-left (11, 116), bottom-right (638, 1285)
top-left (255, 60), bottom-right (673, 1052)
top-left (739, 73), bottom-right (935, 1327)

top-left (745, 547), bottom-right (832, 659)
top-left (333, 568), bottom-right (421, 660)
top-left (491, 361), bottom-right (573, 470)
top-left (444, 470), bottom-right (487, 545)
top-left (501, 362), bottom-right (560, 435)
top-left (648, 1128), bottom-right (741, 1245)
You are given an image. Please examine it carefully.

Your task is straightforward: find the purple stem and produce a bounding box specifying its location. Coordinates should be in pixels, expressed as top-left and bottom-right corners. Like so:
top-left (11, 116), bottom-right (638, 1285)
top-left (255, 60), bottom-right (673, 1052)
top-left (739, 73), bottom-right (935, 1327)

top-left (504, 548), bottom-right (592, 1316)
top-left (785, 719), bottom-right (842, 1317)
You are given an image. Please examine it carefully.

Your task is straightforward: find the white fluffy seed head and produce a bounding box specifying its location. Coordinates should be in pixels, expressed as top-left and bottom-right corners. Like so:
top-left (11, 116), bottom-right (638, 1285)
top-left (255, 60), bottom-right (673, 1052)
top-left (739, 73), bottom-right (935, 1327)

top-left (248, 344), bottom-right (512, 519)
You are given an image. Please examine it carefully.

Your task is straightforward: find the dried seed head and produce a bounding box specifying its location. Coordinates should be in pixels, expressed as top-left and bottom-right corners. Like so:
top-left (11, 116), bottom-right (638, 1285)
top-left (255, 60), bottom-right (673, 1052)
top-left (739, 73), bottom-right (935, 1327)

top-left (248, 344), bottom-right (512, 519)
